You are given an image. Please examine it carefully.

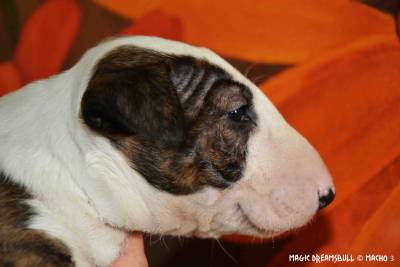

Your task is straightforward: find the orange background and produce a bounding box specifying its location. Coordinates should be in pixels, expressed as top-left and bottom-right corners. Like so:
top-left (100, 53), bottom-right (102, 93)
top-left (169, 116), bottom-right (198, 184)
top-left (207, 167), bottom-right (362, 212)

top-left (0, 1), bottom-right (399, 266)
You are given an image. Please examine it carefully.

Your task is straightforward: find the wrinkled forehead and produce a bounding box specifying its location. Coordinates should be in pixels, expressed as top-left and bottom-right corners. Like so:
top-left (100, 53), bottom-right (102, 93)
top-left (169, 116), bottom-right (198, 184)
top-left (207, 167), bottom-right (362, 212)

top-left (85, 36), bottom-right (250, 87)
top-left (101, 37), bottom-right (279, 114)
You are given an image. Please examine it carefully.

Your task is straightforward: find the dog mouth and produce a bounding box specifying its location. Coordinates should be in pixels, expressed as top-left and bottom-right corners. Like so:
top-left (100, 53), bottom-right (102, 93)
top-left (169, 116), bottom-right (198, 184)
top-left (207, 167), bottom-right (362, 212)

top-left (236, 203), bottom-right (266, 233)
top-left (192, 203), bottom-right (289, 239)
top-left (235, 203), bottom-right (290, 238)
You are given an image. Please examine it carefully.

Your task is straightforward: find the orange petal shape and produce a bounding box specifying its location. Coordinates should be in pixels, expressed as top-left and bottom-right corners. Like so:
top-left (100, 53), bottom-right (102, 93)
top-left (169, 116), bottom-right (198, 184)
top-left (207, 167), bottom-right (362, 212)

top-left (0, 61), bottom-right (22, 96)
top-left (120, 9), bottom-right (183, 40)
top-left (15, 0), bottom-right (80, 83)
top-left (350, 182), bottom-right (400, 262)
top-left (94, 0), bottom-right (395, 63)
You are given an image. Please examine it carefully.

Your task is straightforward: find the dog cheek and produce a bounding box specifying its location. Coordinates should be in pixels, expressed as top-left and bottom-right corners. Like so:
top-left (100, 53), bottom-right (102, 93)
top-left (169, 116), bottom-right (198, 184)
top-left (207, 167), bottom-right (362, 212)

top-left (168, 188), bottom-right (224, 235)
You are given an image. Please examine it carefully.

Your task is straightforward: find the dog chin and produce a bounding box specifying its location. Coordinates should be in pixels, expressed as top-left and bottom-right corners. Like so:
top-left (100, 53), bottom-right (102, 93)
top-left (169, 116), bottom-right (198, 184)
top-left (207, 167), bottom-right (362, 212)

top-left (191, 227), bottom-right (290, 240)
top-left (192, 221), bottom-right (311, 241)
top-left (184, 215), bottom-right (309, 240)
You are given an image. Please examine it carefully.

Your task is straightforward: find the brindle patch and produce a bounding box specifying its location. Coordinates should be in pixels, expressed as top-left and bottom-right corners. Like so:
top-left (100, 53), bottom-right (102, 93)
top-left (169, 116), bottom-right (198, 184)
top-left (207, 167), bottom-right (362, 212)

top-left (0, 173), bottom-right (73, 267)
top-left (81, 46), bottom-right (257, 194)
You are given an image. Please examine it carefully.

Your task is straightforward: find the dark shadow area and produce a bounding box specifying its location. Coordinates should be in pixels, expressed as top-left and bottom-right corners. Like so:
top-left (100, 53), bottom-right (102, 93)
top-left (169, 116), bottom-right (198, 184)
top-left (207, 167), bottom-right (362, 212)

top-left (0, 0), bottom-right (45, 61)
top-left (145, 235), bottom-right (287, 267)
top-left (357, 0), bottom-right (400, 38)
top-left (62, 0), bottom-right (131, 69)
top-left (144, 213), bottom-right (334, 267)
top-left (225, 57), bottom-right (293, 86)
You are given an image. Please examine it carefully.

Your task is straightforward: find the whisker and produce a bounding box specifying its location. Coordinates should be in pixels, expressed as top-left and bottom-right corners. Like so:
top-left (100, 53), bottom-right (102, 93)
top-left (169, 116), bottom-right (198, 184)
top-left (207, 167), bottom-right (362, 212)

top-left (271, 236), bottom-right (276, 249)
top-left (148, 234), bottom-right (156, 247)
top-left (244, 64), bottom-right (256, 77)
top-left (177, 235), bottom-right (184, 247)
top-left (160, 235), bottom-right (169, 250)
top-left (216, 239), bottom-right (238, 264)
top-left (249, 74), bottom-right (268, 85)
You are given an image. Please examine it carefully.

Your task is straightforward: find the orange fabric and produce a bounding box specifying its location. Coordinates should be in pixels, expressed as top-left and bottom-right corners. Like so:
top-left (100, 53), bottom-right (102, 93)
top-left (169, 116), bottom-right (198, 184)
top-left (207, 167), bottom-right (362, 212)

top-left (120, 10), bottom-right (183, 41)
top-left (94, 0), bottom-right (395, 63)
top-left (350, 182), bottom-right (400, 261)
top-left (0, 1), bottom-right (399, 265)
top-left (0, 61), bottom-right (22, 95)
top-left (15, 0), bottom-right (80, 83)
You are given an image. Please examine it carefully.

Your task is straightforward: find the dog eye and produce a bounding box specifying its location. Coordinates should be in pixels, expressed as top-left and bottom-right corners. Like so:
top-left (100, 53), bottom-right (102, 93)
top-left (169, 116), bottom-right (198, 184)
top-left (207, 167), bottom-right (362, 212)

top-left (228, 106), bottom-right (247, 122)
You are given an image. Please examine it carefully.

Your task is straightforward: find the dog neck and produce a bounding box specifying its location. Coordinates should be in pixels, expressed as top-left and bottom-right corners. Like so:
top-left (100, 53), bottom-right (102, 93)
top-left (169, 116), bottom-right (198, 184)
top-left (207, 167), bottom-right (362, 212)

top-left (0, 71), bottom-right (134, 266)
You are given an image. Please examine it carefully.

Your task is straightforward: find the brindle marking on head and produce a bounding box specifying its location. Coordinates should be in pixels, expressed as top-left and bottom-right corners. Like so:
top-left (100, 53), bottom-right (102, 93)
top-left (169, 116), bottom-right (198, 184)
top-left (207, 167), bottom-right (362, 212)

top-left (0, 173), bottom-right (73, 266)
top-left (81, 46), bottom-right (257, 194)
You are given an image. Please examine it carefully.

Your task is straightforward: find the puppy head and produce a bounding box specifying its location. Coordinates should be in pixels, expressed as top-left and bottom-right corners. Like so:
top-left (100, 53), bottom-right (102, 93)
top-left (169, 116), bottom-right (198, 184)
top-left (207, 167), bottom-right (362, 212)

top-left (79, 37), bottom-right (334, 238)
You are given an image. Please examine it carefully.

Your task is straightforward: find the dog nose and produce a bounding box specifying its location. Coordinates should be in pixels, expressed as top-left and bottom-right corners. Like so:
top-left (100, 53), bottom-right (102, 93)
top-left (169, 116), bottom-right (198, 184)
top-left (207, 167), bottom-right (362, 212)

top-left (318, 188), bottom-right (335, 209)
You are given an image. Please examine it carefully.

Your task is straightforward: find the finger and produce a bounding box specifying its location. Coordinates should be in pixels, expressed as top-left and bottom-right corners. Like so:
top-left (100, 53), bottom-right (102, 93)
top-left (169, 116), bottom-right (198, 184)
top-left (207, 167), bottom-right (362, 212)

top-left (111, 233), bottom-right (148, 267)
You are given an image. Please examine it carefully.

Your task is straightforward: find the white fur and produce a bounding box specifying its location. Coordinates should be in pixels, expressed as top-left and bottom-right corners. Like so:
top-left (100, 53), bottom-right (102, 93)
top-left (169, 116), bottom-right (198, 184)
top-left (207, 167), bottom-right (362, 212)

top-left (0, 36), bottom-right (334, 266)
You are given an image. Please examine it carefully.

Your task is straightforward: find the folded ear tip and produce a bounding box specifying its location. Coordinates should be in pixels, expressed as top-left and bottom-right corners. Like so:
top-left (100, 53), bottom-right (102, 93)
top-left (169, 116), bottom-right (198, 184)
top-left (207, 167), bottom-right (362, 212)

top-left (81, 45), bottom-right (187, 143)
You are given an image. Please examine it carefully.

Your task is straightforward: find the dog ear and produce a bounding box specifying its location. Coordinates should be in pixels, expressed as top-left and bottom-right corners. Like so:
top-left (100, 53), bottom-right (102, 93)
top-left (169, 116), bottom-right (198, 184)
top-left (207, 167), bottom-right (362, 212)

top-left (81, 47), bottom-right (185, 147)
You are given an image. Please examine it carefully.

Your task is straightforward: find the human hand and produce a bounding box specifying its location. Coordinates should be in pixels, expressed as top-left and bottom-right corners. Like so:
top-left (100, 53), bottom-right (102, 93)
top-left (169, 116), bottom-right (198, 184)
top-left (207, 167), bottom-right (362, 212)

top-left (112, 233), bottom-right (148, 267)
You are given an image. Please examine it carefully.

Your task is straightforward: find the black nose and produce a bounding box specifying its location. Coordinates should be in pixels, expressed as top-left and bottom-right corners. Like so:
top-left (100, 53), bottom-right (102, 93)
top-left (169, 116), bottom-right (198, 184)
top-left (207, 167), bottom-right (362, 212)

top-left (318, 188), bottom-right (335, 209)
